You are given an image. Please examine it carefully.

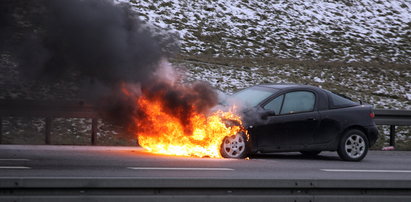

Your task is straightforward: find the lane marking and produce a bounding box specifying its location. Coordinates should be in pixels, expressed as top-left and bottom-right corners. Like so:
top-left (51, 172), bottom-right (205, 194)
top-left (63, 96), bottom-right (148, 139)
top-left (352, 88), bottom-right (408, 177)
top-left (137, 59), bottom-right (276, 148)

top-left (321, 169), bottom-right (411, 173)
top-left (0, 166), bottom-right (31, 169)
top-left (127, 167), bottom-right (234, 171)
top-left (0, 177), bottom-right (220, 179)
top-left (0, 145), bottom-right (144, 151)
top-left (0, 159), bottom-right (30, 161)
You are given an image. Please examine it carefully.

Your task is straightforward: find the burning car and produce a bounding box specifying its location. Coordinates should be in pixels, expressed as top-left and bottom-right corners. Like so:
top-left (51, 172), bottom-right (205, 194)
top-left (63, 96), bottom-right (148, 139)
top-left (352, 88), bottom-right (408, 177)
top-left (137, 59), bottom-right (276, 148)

top-left (221, 84), bottom-right (378, 161)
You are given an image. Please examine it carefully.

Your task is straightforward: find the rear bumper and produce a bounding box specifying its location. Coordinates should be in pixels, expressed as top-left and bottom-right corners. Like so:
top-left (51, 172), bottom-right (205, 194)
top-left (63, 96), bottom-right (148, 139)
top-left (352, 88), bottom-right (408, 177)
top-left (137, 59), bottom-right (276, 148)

top-left (366, 125), bottom-right (379, 146)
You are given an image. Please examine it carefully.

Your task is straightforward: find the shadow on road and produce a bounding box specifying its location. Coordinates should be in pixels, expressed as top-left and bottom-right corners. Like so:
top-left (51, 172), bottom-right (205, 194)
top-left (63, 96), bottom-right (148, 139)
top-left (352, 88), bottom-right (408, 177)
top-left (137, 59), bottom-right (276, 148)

top-left (250, 152), bottom-right (341, 161)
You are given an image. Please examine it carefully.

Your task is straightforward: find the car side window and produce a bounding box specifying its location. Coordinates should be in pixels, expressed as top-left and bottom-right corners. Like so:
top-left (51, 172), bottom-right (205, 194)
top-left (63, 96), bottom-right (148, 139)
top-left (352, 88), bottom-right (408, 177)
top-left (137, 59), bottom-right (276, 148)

top-left (327, 91), bottom-right (357, 108)
top-left (263, 95), bottom-right (284, 115)
top-left (280, 91), bottom-right (315, 114)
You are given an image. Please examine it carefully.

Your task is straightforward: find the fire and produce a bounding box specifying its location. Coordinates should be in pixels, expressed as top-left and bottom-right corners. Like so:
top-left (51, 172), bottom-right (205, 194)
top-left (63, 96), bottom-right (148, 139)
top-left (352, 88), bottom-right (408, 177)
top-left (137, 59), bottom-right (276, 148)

top-left (133, 94), bottom-right (246, 158)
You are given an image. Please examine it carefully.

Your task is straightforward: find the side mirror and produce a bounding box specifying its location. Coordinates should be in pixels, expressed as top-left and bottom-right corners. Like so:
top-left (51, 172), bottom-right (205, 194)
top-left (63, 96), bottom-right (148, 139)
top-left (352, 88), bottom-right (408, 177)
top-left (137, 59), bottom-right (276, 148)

top-left (261, 110), bottom-right (276, 119)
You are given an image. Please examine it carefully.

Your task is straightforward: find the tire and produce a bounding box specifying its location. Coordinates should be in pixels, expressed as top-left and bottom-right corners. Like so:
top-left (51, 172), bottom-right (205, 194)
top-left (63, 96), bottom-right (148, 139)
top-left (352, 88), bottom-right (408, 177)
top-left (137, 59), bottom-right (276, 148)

top-left (337, 129), bottom-right (369, 161)
top-left (220, 132), bottom-right (249, 158)
top-left (300, 150), bottom-right (321, 157)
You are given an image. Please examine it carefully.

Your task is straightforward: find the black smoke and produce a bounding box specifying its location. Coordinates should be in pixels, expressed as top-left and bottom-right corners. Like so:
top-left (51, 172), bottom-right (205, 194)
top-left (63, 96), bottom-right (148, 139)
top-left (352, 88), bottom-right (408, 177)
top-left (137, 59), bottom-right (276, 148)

top-left (0, 0), bottom-right (172, 124)
top-left (1, 0), bottom-right (166, 83)
top-left (0, 0), bottom-right (224, 139)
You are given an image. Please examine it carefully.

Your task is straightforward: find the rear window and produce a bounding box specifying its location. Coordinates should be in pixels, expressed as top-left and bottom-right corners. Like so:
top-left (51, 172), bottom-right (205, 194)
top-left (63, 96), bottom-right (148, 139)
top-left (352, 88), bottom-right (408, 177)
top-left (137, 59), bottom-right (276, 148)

top-left (327, 91), bottom-right (358, 108)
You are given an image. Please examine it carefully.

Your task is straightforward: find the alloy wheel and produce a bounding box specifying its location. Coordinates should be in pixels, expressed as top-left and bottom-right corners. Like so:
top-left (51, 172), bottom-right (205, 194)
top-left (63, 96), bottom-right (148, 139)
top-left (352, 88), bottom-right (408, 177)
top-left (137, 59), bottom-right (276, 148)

top-left (344, 134), bottom-right (366, 159)
top-left (222, 134), bottom-right (246, 158)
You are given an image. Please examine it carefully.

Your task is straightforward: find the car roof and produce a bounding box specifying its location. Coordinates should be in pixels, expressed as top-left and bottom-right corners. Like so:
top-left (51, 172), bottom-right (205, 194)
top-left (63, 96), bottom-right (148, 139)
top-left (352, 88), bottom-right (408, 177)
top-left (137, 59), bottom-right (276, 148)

top-left (257, 83), bottom-right (318, 90)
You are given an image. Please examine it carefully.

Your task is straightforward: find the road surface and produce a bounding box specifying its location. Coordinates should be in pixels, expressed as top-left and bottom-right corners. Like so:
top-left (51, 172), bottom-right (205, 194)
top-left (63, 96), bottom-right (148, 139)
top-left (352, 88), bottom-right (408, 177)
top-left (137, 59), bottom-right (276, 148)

top-left (1, 145), bottom-right (411, 202)
top-left (0, 145), bottom-right (410, 179)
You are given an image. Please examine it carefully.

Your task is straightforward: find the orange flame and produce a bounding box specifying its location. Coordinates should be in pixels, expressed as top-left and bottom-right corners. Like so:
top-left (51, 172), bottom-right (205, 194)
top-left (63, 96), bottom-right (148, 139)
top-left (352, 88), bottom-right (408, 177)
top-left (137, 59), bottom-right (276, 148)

top-left (133, 95), bottom-right (246, 158)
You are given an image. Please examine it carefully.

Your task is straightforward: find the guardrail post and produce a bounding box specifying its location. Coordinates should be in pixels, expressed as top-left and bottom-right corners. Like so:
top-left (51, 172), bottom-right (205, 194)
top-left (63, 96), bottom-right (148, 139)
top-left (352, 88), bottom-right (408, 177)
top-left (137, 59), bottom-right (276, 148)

top-left (45, 117), bottom-right (52, 144)
top-left (91, 118), bottom-right (97, 145)
top-left (389, 125), bottom-right (396, 147)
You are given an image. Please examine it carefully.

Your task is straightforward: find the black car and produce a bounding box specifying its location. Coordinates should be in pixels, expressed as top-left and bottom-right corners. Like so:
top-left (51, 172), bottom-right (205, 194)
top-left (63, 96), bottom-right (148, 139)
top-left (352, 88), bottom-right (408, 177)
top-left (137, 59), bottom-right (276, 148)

top-left (220, 84), bottom-right (378, 161)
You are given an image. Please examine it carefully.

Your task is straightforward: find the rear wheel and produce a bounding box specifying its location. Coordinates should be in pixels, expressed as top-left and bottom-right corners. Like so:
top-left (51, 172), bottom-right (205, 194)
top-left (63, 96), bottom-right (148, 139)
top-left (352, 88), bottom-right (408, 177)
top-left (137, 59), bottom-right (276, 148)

top-left (300, 150), bottom-right (321, 157)
top-left (337, 129), bottom-right (368, 161)
top-left (220, 132), bottom-right (249, 158)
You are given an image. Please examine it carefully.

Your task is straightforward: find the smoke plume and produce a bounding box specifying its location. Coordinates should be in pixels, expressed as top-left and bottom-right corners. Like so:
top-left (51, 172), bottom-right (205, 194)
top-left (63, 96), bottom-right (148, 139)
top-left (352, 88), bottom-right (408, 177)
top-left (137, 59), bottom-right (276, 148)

top-left (1, 0), bottom-right (167, 82)
top-left (0, 0), bottom-right (220, 134)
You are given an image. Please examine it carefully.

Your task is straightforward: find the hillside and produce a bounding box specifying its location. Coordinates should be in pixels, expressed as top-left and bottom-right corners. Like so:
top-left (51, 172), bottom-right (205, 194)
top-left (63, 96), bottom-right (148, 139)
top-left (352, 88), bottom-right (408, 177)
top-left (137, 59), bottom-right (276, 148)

top-left (129, 0), bottom-right (411, 63)
top-left (128, 0), bottom-right (411, 146)
top-left (122, 0), bottom-right (411, 109)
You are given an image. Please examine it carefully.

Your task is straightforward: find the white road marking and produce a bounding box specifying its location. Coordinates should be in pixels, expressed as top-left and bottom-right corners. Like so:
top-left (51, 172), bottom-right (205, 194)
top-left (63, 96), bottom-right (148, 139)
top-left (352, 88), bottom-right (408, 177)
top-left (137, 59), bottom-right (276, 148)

top-left (0, 145), bottom-right (144, 151)
top-left (127, 167), bottom-right (234, 171)
top-left (0, 166), bottom-right (31, 169)
top-left (321, 169), bottom-right (411, 173)
top-left (0, 159), bottom-right (30, 161)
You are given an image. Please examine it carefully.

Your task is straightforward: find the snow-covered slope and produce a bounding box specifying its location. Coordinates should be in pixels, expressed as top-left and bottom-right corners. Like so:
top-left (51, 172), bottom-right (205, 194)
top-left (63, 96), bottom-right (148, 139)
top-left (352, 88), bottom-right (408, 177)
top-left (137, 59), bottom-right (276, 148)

top-left (129, 0), bottom-right (411, 63)
top-left (123, 0), bottom-right (411, 109)
top-left (129, 0), bottom-right (411, 142)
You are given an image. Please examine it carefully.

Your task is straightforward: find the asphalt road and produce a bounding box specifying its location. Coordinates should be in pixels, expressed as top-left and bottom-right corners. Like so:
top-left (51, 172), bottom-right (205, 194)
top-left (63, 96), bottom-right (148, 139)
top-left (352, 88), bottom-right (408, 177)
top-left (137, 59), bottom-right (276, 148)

top-left (0, 144), bottom-right (411, 180)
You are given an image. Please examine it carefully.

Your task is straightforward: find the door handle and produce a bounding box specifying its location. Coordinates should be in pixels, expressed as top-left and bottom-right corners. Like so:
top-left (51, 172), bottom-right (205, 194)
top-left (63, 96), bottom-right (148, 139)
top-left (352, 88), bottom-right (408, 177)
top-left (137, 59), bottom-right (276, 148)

top-left (306, 117), bottom-right (316, 121)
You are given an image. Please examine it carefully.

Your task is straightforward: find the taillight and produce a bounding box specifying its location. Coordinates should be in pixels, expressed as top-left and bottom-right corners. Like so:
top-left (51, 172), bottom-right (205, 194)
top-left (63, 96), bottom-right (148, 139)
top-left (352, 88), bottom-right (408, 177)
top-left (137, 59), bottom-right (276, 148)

top-left (369, 112), bottom-right (375, 119)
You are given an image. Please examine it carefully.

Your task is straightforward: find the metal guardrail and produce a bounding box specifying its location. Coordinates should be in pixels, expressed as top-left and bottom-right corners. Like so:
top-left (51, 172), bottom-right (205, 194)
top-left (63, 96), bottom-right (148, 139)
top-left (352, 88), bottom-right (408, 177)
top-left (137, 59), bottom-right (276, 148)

top-left (0, 100), bottom-right (99, 145)
top-left (0, 100), bottom-right (410, 147)
top-left (374, 109), bottom-right (411, 147)
top-left (374, 109), bottom-right (411, 126)
top-left (0, 178), bottom-right (410, 201)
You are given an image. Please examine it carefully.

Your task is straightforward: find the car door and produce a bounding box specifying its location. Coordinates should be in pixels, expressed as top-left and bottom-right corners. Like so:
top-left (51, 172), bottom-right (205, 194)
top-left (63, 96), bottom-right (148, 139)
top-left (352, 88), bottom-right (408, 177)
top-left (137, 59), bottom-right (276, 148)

top-left (256, 91), bottom-right (320, 151)
top-left (252, 95), bottom-right (286, 149)
top-left (279, 91), bottom-right (319, 147)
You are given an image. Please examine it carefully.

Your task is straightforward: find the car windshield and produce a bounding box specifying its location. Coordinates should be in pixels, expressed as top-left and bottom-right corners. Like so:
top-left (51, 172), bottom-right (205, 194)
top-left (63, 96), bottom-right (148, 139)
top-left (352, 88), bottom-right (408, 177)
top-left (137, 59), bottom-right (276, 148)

top-left (230, 87), bottom-right (275, 107)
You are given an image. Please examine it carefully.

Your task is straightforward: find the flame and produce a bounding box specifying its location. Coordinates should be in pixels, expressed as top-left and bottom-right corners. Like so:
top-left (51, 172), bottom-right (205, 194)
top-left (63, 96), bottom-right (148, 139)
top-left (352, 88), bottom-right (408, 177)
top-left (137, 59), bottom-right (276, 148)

top-left (133, 94), bottom-right (246, 158)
